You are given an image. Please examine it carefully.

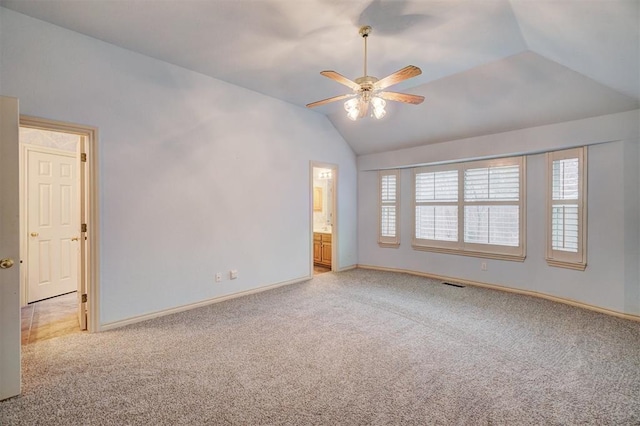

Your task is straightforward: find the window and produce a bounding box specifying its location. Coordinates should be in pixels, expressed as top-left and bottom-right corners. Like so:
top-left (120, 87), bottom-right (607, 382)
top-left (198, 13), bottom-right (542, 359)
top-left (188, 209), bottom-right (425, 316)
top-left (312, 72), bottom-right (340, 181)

top-left (414, 167), bottom-right (458, 249)
top-left (546, 148), bottom-right (587, 270)
top-left (413, 157), bottom-right (525, 260)
top-left (379, 170), bottom-right (399, 247)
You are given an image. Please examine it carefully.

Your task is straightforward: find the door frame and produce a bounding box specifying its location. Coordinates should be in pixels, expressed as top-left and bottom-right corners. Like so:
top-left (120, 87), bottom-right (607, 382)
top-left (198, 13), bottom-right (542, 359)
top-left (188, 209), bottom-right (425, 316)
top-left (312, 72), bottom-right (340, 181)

top-left (309, 162), bottom-right (338, 274)
top-left (19, 116), bottom-right (100, 333)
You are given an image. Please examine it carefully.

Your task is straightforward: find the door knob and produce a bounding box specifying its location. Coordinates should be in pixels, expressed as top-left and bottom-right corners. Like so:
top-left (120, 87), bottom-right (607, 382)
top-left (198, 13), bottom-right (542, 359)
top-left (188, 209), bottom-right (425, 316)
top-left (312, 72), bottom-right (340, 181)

top-left (0, 258), bottom-right (15, 269)
top-left (30, 232), bottom-right (39, 237)
top-left (71, 237), bottom-right (79, 241)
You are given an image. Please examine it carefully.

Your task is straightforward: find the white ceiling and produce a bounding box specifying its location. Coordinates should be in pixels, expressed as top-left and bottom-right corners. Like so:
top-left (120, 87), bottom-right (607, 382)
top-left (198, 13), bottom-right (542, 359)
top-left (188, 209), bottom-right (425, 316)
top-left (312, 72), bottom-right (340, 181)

top-left (1, 0), bottom-right (638, 155)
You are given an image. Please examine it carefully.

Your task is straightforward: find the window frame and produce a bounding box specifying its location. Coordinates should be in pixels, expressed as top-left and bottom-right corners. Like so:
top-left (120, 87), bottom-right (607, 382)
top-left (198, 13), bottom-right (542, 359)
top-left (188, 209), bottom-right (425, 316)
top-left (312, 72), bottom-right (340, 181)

top-left (378, 170), bottom-right (400, 248)
top-left (412, 156), bottom-right (526, 261)
top-left (546, 147), bottom-right (587, 270)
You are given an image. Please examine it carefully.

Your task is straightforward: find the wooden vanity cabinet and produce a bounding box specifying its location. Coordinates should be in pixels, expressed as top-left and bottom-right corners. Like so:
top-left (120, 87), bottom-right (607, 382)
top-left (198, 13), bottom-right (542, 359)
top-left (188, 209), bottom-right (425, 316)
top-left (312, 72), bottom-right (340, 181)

top-left (313, 232), bottom-right (332, 267)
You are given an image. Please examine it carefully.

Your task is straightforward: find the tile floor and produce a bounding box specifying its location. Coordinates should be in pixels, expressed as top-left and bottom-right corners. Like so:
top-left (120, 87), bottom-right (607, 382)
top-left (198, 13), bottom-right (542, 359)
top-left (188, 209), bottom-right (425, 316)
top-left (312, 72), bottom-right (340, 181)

top-left (313, 265), bottom-right (331, 275)
top-left (21, 292), bottom-right (81, 345)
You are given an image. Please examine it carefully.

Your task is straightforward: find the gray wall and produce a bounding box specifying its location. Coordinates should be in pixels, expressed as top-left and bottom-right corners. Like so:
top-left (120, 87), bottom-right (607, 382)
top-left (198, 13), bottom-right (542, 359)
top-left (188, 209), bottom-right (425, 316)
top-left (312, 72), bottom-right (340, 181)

top-left (0, 8), bottom-right (358, 326)
top-left (358, 111), bottom-right (640, 315)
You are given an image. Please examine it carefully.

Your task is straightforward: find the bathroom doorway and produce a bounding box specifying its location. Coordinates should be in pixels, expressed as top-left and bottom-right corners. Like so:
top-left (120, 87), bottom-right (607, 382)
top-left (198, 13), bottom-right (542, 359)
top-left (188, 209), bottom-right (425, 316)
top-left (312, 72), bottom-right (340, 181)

top-left (311, 163), bottom-right (337, 275)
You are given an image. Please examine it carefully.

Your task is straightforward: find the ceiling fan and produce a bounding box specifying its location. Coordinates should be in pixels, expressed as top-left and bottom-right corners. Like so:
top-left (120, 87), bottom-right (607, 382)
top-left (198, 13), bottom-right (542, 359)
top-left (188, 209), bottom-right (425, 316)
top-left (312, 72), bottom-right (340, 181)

top-left (306, 25), bottom-right (424, 120)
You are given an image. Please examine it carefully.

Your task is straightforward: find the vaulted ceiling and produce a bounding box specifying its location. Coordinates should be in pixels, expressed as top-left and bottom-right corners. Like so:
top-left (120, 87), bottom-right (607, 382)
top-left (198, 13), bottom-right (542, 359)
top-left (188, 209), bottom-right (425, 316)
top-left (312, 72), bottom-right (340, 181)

top-left (1, 0), bottom-right (638, 155)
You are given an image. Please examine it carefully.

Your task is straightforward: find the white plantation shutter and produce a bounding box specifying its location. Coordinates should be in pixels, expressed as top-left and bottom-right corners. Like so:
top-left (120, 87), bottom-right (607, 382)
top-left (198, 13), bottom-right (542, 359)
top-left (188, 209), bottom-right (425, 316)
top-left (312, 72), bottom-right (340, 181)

top-left (381, 205), bottom-right (396, 237)
top-left (551, 205), bottom-right (578, 251)
top-left (464, 165), bottom-right (520, 201)
top-left (379, 170), bottom-right (400, 247)
top-left (414, 167), bottom-right (459, 249)
top-left (551, 158), bottom-right (579, 252)
top-left (415, 205), bottom-right (458, 241)
top-left (547, 149), bottom-right (586, 269)
top-left (464, 163), bottom-right (521, 248)
top-left (413, 157), bottom-right (525, 260)
top-left (464, 205), bottom-right (519, 246)
top-left (415, 170), bottom-right (458, 202)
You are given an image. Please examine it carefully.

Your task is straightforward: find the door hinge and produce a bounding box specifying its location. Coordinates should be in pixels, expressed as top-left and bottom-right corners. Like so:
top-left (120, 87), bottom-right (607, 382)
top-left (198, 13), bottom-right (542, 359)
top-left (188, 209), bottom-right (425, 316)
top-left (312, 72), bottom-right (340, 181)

top-left (81, 153), bottom-right (87, 162)
top-left (81, 294), bottom-right (87, 303)
top-left (81, 223), bottom-right (87, 233)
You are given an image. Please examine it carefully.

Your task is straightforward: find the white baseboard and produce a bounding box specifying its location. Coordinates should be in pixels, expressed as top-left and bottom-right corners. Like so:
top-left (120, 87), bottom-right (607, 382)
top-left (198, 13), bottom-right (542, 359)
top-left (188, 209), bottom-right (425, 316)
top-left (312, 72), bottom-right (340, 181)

top-left (357, 264), bottom-right (640, 322)
top-left (334, 264), bottom-right (357, 272)
top-left (99, 274), bottom-right (312, 332)
top-left (99, 265), bottom-right (640, 331)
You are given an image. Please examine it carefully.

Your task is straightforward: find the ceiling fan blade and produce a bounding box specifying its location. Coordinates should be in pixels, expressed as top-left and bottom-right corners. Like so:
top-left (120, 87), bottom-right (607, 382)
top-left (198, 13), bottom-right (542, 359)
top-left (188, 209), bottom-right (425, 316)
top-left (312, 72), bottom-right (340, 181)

top-left (374, 65), bottom-right (422, 90)
top-left (378, 91), bottom-right (425, 105)
top-left (320, 71), bottom-right (361, 91)
top-left (306, 93), bottom-right (355, 108)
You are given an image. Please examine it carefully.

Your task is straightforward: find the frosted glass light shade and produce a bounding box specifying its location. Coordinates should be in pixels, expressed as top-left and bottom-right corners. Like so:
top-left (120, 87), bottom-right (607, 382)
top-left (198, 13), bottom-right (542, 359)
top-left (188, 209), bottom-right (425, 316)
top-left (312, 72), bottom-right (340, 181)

top-left (371, 96), bottom-right (386, 119)
top-left (371, 96), bottom-right (386, 109)
top-left (344, 95), bottom-right (387, 120)
top-left (344, 98), bottom-right (359, 111)
top-left (373, 107), bottom-right (386, 119)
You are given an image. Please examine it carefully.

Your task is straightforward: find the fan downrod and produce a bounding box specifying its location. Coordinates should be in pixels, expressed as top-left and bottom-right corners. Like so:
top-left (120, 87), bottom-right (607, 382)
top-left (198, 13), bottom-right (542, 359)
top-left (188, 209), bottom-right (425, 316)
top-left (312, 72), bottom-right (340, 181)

top-left (359, 26), bottom-right (372, 77)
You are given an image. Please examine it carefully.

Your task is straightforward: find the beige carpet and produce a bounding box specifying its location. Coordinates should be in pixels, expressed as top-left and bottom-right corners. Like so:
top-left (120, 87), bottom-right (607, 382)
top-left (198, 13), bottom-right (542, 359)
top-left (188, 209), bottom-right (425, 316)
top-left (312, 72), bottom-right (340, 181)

top-left (1, 269), bottom-right (639, 425)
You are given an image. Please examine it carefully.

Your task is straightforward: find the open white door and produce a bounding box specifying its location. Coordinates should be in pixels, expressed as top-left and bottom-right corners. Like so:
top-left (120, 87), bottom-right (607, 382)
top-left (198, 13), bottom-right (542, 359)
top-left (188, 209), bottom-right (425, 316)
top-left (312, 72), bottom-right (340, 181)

top-left (0, 96), bottom-right (21, 400)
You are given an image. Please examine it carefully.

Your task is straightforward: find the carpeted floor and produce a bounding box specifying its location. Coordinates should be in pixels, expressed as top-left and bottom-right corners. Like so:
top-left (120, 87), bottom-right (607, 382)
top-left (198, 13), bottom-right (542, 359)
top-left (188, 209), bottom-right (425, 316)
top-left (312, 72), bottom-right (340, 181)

top-left (1, 269), bottom-right (639, 425)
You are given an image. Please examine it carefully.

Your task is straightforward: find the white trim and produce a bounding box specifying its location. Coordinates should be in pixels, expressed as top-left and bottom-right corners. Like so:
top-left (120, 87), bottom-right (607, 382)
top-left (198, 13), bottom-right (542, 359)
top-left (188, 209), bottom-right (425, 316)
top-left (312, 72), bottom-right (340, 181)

top-left (410, 245), bottom-right (525, 262)
top-left (334, 264), bottom-right (357, 272)
top-left (100, 275), bottom-right (312, 331)
top-left (357, 264), bottom-right (640, 322)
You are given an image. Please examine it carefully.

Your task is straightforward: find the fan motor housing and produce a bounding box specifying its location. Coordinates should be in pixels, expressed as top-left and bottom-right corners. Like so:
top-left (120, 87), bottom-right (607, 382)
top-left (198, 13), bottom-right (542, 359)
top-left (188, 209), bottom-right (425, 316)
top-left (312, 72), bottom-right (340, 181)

top-left (355, 76), bottom-right (378, 93)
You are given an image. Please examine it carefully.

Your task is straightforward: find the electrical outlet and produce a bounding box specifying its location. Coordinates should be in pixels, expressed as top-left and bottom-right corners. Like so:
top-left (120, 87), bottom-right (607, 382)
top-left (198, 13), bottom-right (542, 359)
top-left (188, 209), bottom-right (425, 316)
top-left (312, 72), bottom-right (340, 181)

top-left (481, 262), bottom-right (487, 271)
top-left (230, 269), bottom-right (238, 280)
top-left (215, 272), bottom-right (222, 282)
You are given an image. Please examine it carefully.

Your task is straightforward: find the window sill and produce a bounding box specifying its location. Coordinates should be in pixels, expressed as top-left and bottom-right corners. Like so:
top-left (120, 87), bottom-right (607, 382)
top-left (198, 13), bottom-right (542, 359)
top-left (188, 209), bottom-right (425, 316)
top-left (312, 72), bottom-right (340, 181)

top-left (546, 258), bottom-right (587, 271)
top-left (378, 242), bottom-right (400, 249)
top-left (412, 244), bottom-right (525, 262)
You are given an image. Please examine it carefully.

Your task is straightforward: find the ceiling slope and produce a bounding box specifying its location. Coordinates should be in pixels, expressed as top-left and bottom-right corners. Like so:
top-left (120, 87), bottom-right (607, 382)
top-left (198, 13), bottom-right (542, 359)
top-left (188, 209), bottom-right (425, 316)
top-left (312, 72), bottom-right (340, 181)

top-left (332, 51), bottom-right (639, 154)
top-left (1, 0), bottom-right (637, 155)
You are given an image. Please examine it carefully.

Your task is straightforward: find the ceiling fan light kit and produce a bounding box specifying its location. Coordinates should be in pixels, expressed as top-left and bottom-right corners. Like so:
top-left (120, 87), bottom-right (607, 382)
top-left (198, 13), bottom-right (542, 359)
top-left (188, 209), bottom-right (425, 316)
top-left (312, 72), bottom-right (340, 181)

top-left (307, 25), bottom-right (424, 121)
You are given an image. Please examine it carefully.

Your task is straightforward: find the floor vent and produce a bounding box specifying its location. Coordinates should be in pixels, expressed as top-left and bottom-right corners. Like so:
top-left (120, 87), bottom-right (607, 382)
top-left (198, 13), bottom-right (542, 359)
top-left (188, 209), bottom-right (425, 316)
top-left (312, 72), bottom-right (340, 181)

top-left (442, 282), bottom-right (465, 288)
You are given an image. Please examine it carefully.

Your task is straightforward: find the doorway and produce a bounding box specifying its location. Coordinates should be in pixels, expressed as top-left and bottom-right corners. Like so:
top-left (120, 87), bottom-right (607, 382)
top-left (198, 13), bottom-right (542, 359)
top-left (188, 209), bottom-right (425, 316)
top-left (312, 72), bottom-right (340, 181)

top-left (0, 99), bottom-right (100, 400)
top-left (19, 117), bottom-right (99, 334)
top-left (311, 163), bottom-right (337, 275)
